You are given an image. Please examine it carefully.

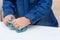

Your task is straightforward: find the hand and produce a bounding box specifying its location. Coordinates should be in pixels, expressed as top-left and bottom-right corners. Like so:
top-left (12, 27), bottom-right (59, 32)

top-left (12, 17), bottom-right (31, 30)
top-left (3, 15), bottom-right (15, 26)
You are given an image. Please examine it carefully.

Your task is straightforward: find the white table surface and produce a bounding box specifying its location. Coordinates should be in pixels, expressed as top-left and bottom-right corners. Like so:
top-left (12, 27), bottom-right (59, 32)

top-left (0, 22), bottom-right (60, 40)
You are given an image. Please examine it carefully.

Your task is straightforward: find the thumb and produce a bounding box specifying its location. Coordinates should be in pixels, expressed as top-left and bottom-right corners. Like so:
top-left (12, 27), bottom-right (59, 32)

top-left (10, 15), bottom-right (15, 18)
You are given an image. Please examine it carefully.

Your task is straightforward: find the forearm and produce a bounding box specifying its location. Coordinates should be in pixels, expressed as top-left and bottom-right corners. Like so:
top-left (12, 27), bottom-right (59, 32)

top-left (3, 0), bottom-right (16, 17)
top-left (25, 0), bottom-right (52, 24)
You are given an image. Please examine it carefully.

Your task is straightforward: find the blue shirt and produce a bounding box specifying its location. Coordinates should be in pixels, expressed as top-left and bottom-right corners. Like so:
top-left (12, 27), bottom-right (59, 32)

top-left (3, 0), bottom-right (58, 27)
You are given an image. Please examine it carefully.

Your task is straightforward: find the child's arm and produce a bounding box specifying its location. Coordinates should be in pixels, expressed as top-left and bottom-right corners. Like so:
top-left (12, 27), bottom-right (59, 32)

top-left (25, 0), bottom-right (52, 24)
top-left (3, 0), bottom-right (16, 17)
top-left (12, 0), bottom-right (52, 30)
top-left (3, 0), bottom-right (16, 25)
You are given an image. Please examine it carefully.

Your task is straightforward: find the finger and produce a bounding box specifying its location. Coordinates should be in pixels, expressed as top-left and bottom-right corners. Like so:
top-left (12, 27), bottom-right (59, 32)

top-left (12, 20), bottom-right (16, 24)
top-left (12, 22), bottom-right (19, 28)
top-left (3, 20), bottom-right (8, 26)
top-left (17, 23), bottom-right (26, 30)
top-left (12, 21), bottom-right (21, 30)
top-left (6, 15), bottom-right (14, 21)
top-left (12, 23), bottom-right (16, 27)
top-left (10, 15), bottom-right (15, 18)
top-left (6, 16), bottom-right (11, 21)
top-left (17, 26), bottom-right (21, 30)
top-left (15, 24), bottom-right (19, 29)
top-left (17, 25), bottom-right (23, 30)
top-left (3, 19), bottom-right (8, 25)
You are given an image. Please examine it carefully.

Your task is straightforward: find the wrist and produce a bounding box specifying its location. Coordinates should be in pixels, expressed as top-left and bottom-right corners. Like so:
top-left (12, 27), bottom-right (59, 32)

top-left (23, 17), bottom-right (31, 24)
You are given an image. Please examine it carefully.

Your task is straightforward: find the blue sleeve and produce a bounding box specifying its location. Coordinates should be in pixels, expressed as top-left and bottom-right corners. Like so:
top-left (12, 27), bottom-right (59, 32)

top-left (3, 0), bottom-right (16, 17)
top-left (25, 0), bottom-right (52, 24)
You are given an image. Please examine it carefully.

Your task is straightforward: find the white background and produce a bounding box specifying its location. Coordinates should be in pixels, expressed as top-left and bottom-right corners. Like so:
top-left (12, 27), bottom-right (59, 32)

top-left (0, 22), bottom-right (60, 40)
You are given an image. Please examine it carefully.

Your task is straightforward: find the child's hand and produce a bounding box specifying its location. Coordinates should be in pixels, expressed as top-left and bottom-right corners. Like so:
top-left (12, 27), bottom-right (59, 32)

top-left (3, 15), bottom-right (15, 26)
top-left (12, 17), bottom-right (31, 30)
